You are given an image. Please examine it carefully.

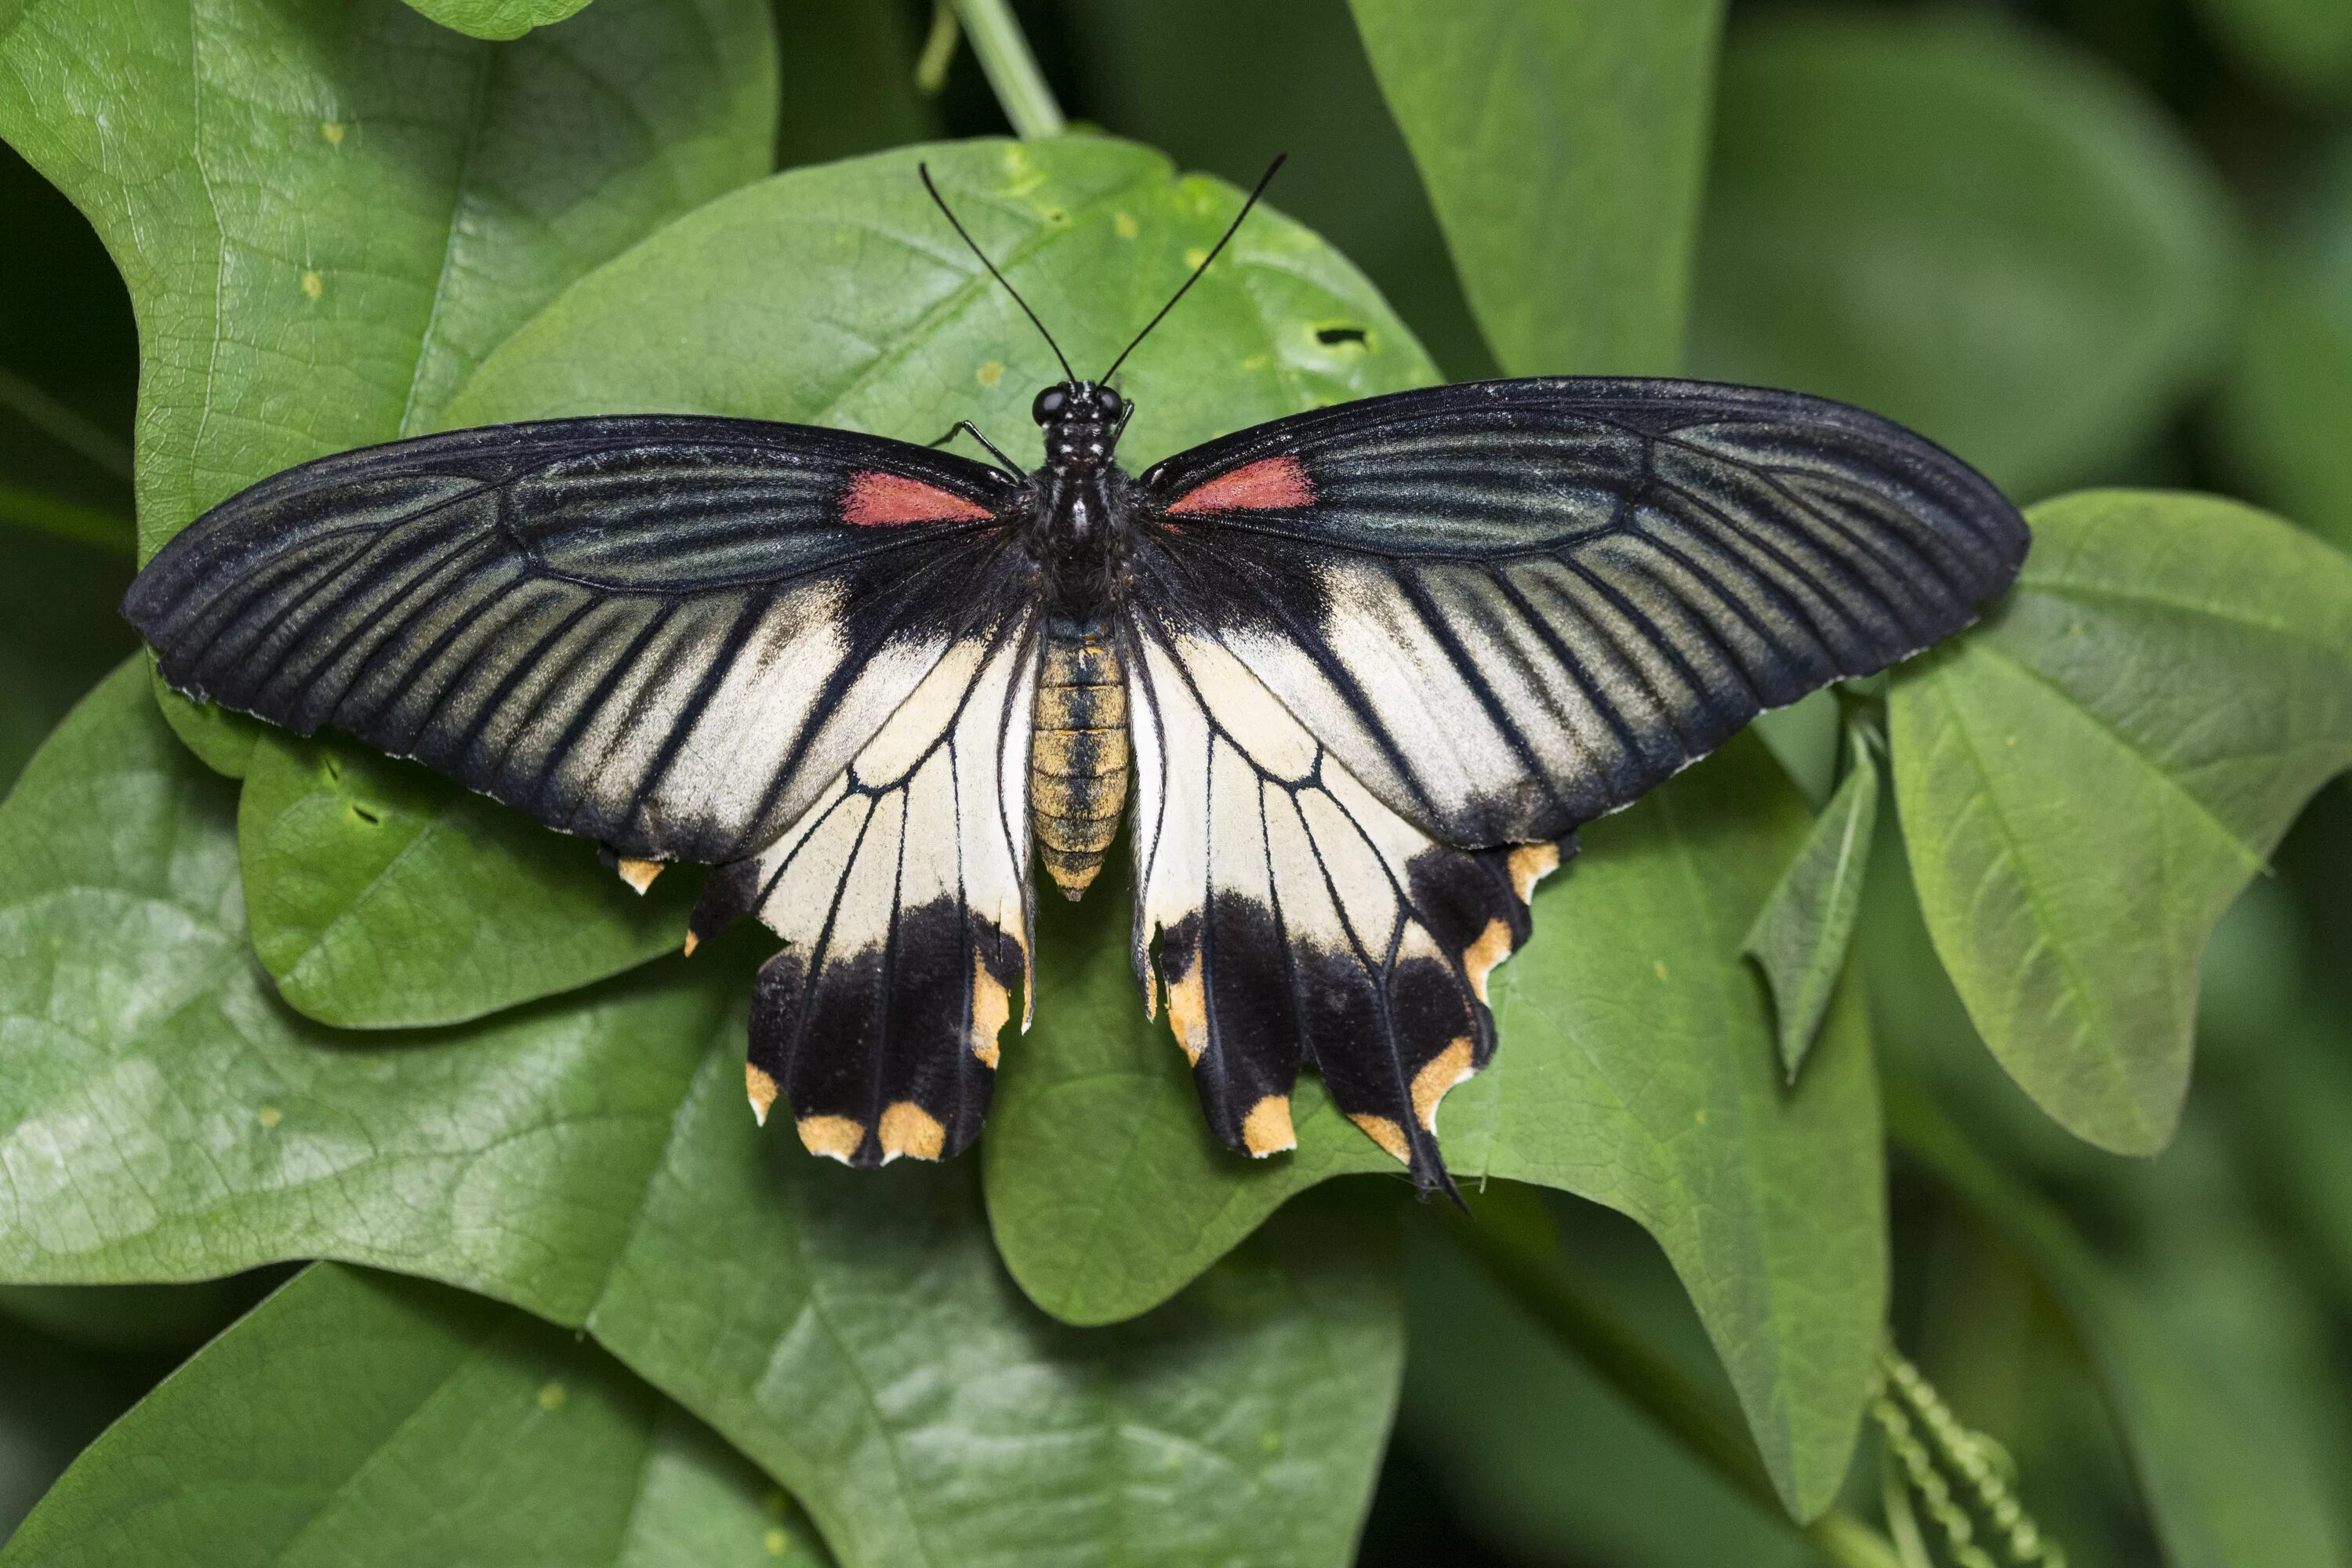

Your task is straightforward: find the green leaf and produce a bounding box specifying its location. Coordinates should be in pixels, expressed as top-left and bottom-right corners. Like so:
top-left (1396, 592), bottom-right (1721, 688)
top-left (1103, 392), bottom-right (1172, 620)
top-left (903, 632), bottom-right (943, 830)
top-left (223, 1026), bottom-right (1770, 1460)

top-left (1348, 0), bottom-right (1723, 375)
top-left (1744, 739), bottom-right (1879, 1083)
top-left (1398, 1207), bottom-right (1814, 1568)
top-left (0, 662), bottom-right (727, 1312)
top-left (239, 731), bottom-right (694, 1028)
top-left (2212, 140), bottom-right (2352, 554)
top-left (2188, 0), bottom-right (2352, 103)
top-left (1892, 1089), bottom-right (2344, 1568)
top-left (399, 0), bottom-right (597, 41)
top-left (1691, 12), bottom-right (2239, 499)
top-left (1889, 491), bottom-right (2352, 1154)
top-left (0, 662), bottom-right (1405, 1568)
top-left (445, 137), bottom-right (1437, 466)
top-left (1, 1262), bottom-right (829, 1568)
top-left (990, 737), bottom-right (1886, 1521)
top-left (0, 0), bottom-right (781, 1014)
top-left (0, 0), bottom-right (776, 560)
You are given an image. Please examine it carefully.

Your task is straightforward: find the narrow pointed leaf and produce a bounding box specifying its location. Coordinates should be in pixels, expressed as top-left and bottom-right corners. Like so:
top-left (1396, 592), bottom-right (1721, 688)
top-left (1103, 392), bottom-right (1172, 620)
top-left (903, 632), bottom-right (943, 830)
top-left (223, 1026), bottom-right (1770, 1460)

top-left (1744, 742), bottom-right (1879, 1082)
top-left (1347, 0), bottom-right (1723, 375)
top-left (0, 1262), bottom-right (828, 1568)
top-left (1890, 491), bottom-right (2352, 1153)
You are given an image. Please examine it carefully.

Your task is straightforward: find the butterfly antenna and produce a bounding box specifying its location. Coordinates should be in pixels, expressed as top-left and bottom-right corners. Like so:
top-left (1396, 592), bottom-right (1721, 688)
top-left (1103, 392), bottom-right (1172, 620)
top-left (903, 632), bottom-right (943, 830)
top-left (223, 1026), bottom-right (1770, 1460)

top-left (920, 162), bottom-right (1076, 384)
top-left (1100, 154), bottom-right (1286, 384)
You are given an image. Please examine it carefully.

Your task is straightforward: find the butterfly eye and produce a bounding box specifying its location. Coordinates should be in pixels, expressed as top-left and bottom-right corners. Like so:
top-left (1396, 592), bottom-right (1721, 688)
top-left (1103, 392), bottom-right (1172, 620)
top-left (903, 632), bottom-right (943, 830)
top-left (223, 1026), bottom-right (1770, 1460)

top-left (1095, 386), bottom-right (1125, 419)
top-left (1031, 387), bottom-right (1068, 424)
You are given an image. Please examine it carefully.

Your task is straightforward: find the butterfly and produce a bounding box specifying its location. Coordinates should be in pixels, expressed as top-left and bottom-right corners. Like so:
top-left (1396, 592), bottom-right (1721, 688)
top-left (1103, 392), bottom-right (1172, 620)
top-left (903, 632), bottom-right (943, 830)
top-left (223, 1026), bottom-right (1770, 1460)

top-left (125, 160), bottom-right (2028, 1192)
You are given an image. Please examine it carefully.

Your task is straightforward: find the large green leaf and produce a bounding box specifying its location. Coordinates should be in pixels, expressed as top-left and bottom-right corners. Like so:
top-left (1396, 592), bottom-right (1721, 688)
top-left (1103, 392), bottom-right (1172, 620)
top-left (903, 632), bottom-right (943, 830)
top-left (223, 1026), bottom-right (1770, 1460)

top-left (0, 1262), bottom-right (829, 1568)
top-left (989, 736), bottom-right (1886, 1521)
top-left (399, 0), bottom-right (596, 41)
top-left (1691, 12), bottom-right (2239, 500)
top-left (238, 731), bottom-right (695, 1028)
top-left (0, 662), bottom-right (1404, 1568)
top-left (0, 0), bottom-right (780, 1016)
top-left (1893, 1089), bottom-right (2343, 1568)
top-left (1890, 491), bottom-right (2352, 1154)
top-left (1397, 1205), bottom-right (1813, 1568)
top-left (2212, 139), bottom-right (2352, 554)
top-left (446, 137), bottom-right (1436, 466)
top-left (1348, 0), bottom-right (1722, 376)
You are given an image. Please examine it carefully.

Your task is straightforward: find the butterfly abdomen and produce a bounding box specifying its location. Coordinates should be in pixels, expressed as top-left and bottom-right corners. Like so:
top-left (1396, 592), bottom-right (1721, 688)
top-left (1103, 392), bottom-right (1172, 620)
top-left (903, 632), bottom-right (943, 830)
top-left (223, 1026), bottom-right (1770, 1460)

top-left (1032, 618), bottom-right (1129, 899)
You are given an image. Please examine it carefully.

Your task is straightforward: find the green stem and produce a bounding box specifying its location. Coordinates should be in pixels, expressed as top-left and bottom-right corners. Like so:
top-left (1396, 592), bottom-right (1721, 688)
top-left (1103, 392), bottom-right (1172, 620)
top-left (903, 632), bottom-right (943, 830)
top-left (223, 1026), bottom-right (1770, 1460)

top-left (0, 481), bottom-right (136, 557)
top-left (1436, 1196), bottom-right (1904, 1568)
top-left (0, 367), bottom-right (134, 482)
top-left (914, 1), bottom-right (962, 96)
top-left (947, 0), bottom-right (1065, 138)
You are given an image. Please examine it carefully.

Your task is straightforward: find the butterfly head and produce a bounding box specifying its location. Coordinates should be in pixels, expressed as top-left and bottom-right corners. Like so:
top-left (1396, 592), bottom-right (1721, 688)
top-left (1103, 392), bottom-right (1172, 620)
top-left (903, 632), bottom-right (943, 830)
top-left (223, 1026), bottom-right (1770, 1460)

top-left (1033, 380), bottom-right (1130, 470)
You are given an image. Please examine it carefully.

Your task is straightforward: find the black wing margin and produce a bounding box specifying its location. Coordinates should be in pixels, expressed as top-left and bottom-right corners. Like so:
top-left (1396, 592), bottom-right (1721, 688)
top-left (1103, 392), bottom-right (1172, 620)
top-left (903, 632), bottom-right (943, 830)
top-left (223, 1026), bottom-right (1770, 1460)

top-left (1136, 377), bottom-right (2028, 848)
top-left (125, 415), bottom-right (1024, 867)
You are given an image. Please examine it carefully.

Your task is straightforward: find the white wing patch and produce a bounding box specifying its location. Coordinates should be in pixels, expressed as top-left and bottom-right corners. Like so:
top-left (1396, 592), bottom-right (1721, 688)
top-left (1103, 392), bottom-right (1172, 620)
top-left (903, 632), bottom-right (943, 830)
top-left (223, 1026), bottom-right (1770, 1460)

top-left (695, 610), bottom-right (1038, 1169)
top-left (1126, 617), bottom-right (1562, 1188)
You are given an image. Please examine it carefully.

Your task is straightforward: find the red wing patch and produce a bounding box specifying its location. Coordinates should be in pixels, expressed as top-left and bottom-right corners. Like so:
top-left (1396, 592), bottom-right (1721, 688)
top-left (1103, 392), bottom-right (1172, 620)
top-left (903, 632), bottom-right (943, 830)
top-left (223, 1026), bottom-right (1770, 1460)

top-left (841, 471), bottom-right (997, 527)
top-left (1165, 456), bottom-right (1314, 517)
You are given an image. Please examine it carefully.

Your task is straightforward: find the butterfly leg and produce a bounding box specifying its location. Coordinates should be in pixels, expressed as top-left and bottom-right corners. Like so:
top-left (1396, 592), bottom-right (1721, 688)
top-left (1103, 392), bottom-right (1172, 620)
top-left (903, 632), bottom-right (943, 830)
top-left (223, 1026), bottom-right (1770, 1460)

top-left (927, 419), bottom-right (1024, 479)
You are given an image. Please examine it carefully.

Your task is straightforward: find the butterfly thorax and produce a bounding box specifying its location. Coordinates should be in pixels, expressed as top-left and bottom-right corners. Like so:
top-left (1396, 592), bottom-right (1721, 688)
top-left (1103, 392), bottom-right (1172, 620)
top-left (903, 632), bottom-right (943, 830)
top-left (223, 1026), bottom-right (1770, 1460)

top-left (1025, 380), bottom-right (1138, 899)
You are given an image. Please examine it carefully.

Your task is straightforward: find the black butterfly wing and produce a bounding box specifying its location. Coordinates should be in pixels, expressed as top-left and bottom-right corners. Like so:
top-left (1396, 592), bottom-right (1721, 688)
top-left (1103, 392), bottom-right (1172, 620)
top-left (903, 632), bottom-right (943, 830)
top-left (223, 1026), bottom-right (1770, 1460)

top-left (1134, 377), bottom-right (2028, 848)
top-left (1122, 607), bottom-right (1567, 1191)
top-left (128, 414), bottom-right (1025, 868)
top-left (1124, 376), bottom-right (2027, 1186)
top-left (129, 415), bottom-right (1041, 1166)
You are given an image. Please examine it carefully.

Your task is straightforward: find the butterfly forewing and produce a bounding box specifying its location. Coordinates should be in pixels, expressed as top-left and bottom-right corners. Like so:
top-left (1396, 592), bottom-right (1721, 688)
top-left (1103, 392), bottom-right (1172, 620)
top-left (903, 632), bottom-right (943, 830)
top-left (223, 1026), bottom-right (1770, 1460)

top-left (128, 416), bottom-right (1022, 868)
top-left (1137, 378), bottom-right (2029, 849)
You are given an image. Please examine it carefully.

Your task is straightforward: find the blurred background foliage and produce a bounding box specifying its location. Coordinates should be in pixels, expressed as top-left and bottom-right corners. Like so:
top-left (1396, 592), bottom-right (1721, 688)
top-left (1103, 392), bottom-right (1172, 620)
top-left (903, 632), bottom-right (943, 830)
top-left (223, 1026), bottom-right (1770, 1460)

top-left (4, 0), bottom-right (2350, 1563)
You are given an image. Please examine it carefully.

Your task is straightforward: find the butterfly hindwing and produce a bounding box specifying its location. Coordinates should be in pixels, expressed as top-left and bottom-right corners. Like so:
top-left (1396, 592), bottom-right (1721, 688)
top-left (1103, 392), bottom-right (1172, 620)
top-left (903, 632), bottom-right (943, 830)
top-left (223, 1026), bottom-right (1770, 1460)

top-left (126, 415), bottom-right (1022, 867)
top-left (1138, 377), bottom-right (2029, 848)
top-left (694, 603), bottom-right (1039, 1167)
top-left (1123, 608), bottom-right (1566, 1189)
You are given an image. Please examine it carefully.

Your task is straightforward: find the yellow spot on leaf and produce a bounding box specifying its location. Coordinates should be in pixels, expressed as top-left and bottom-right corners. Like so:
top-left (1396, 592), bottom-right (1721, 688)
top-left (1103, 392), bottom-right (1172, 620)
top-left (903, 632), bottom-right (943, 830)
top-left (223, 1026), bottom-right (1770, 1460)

top-left (321, 121), bottom-right (344, 145)
top-left (764, 1528), bottom-right (789, 1556)
top-left (977, 359), bottom-right (1004, 387)
top-left (1183, 246), bottom-right (1210, 270)
top-left (1241, 352), bottom-right (1270, 371)
top-left (1114, 210), bottom-right (1138, 239)
top-left (300, 270), bottom-right (323, 300)
top-left (1653, 960), bottom-right (1669, 982)
top-left (256, 1105), bottom-right (282, 1128)
top-left (536, 1381), bottom-right (567, 1410)
top-left (1695, 1109), bottom-right (1709, 1127)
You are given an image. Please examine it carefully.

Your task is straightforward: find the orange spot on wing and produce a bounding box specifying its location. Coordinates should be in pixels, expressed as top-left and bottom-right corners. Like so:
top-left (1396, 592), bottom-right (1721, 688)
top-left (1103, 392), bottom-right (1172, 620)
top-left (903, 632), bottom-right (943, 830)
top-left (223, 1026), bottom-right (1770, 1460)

top-left (841, 470), bottom-right (996, 527)
top-left (1165, 455), bottom-right (1314, 516)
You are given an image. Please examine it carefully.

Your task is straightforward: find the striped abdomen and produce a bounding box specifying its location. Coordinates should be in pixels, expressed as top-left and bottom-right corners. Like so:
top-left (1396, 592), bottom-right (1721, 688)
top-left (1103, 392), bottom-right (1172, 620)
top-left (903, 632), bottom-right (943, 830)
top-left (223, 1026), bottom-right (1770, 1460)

top-left (1031, 619), bottom-right (1130, 898)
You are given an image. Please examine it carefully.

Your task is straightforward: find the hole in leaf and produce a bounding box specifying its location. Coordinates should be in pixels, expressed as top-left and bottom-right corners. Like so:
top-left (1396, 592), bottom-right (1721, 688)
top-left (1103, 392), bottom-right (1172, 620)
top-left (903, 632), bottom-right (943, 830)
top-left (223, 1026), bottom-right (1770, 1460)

top-left (1315, 325), bottom-right (1367, 347)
